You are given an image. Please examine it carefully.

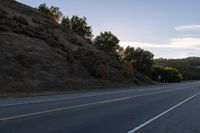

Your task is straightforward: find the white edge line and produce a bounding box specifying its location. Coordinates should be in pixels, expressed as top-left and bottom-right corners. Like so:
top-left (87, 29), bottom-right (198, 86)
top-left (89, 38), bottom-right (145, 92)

top-left (127, 91), bottom-right (200, 133)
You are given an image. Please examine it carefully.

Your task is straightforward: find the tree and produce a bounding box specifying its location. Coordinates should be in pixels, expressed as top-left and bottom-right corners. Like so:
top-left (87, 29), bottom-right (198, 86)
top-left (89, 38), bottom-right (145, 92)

top-left (38, 3), bottom-right (62, 22)
top-left (94, 31), bottom-right (120, 54)
top-left (122, 60), bottom-right (134, 77)
top-left (154, 57), bottom-right (200, 80)
top-left (61, 16), bottom-right (71, 28)
top-left (124, 46), bottom-right (154, 75)
top-left (61, 16), bottom-right (93, 39)
top-left (116, 46), bottom-right (124, 61)
top-left (152, 66), bottom-right (183, 83)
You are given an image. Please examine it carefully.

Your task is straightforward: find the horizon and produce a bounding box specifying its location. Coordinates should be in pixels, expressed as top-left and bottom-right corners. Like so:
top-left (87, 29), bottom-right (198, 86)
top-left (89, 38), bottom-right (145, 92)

top-left (17, 0), bottom-right (200, 59)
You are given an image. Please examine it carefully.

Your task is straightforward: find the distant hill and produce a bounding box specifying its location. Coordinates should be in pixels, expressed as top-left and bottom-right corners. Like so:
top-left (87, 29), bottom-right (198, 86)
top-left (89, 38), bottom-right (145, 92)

top-left (0, 0), bottom-right (151, 93)
top-left (154, 57), bottom-right (200, 80)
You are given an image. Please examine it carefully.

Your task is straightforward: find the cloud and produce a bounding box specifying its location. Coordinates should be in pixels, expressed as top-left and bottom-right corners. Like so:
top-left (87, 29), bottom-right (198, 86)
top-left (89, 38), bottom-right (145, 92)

top-left (170, 37), bottom-right (200, 48)
top-left (119, 37), bottom-right (200, 58)
top-left (120, 37), bottom-right (200, 49)
top-left (119, 24), bottom-right (200, 58)
top-left (175, 25), bottom-right (200, 31)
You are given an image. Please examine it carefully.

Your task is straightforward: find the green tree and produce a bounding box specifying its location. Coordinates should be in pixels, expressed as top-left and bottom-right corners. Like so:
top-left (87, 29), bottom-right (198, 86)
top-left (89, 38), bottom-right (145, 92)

top-left (152, 66), bottom-right (183, 83)
top-left (124, 46), bottom-right (154, 75)
top-left (38, 3), bottom-right (62, 22)
top-left (61, 16), bottom-right (71, 28)
top-left (154, 57), bottom-right (200, 80)
top-left (94, 31), bottom-right (120, 54)
top-left (116, 46), bottom-right (125, 61)
top-left (61, 16), bottom-right (93, 39)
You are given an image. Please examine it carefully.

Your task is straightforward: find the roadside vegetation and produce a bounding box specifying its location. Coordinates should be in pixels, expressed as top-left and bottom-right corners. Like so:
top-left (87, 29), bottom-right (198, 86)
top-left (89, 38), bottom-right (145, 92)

top-left (61, 16), bottom-right (93, 39)
top-left (152, 66), bottom-right (183, 83)
top-left (155, 57), bottom-right (200, 80)
top-left (38, 3), bottom-right (62, 22)
top-left (37, 3), bottom-right (183, 83)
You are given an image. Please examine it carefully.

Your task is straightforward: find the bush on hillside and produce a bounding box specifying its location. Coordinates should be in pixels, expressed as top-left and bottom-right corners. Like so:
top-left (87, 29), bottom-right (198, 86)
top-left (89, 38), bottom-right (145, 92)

top-left (152, 66), bottom-right (183, 83)
top-left (38, 3), bottom-right (62, 22)
top-left (155, 57), bottom-right (200, 80)
top-left (61, 16), bottom-right (93, 39)
top-left (123, 46), bottom-right (154, 75)
top-left (122, 60), bottom-right (134, 77)
top-left (94, 31), bottom-right (120, 54)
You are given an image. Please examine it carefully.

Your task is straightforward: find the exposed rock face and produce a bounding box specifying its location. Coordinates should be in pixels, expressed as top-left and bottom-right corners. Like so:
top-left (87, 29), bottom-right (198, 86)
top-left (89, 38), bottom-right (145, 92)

top-left (0, 0), bottom-right (150, 93)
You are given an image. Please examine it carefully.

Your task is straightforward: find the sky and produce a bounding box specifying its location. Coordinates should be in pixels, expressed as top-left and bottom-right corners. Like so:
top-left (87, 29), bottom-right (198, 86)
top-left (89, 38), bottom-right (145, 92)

top-left (17, 0), bottom-right (200, 59)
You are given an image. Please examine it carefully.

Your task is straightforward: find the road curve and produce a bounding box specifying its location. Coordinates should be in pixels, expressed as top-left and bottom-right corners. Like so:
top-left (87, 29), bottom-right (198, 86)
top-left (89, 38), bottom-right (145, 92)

top-left (0, 81), bottom-right (200, 133)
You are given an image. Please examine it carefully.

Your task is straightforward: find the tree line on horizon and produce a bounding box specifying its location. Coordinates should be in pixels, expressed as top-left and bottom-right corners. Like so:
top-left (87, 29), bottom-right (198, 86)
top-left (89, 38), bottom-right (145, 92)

top-left (155, 57), bottom-right (200, 80)
top-left (37, 3), bottom-right (183, 83)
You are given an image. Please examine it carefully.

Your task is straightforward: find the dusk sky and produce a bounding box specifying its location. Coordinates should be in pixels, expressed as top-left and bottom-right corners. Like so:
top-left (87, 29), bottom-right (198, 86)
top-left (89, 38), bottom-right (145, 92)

top-left (17, 0), bottom-right (200, 59)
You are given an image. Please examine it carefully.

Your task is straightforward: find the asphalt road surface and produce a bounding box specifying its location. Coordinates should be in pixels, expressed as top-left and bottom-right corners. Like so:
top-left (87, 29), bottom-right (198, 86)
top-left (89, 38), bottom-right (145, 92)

top-left (0, 81), bottom-right (200, 133)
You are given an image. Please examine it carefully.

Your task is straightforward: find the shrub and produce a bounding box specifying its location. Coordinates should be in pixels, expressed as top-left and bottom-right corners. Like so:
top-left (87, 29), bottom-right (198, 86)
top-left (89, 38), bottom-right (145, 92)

top-left (116, 46), bottom-right (124, 61)
top-left (61, 16), bottom-right (93, 39)
top-left (77, 50), bottom-right (108, 79)
top-left (92, 64), bottom-right (108, 79)
top-left (124, 46), bottom-right (154, 75)
top-left (94, 31), bottom-right (120, 54)
top-left (38, 3), bottom-right (63, 22)
top-left (152, 66), bottom-right (183, 83)
top-left (154, 57), bottom-right (200, 80)
top-left (122, 60), bottom-right (133, 77)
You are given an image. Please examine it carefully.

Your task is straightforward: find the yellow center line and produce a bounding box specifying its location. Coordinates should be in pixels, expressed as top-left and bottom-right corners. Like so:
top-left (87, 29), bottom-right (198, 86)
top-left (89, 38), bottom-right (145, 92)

top-left (0, 88), bottom-right (193, 122)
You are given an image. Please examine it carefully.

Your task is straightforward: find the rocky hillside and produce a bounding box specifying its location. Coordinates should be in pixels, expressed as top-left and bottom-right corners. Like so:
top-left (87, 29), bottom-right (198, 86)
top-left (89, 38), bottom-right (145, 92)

top-left (0, 0), bottom-right (150, 93)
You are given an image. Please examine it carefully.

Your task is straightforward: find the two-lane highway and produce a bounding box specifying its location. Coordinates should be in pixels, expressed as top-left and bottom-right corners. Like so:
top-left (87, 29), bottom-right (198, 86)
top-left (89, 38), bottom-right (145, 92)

top-left (0, 81), bottom-right (200, 133)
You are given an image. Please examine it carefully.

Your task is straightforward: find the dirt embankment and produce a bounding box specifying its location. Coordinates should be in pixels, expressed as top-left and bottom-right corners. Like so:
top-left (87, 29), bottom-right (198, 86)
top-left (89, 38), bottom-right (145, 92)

top-left (0, 0), bottom-right (152, 94)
